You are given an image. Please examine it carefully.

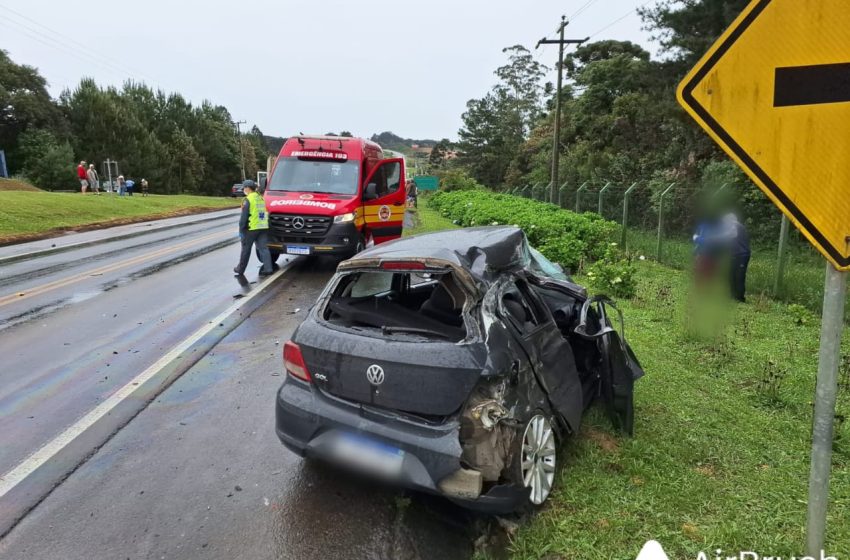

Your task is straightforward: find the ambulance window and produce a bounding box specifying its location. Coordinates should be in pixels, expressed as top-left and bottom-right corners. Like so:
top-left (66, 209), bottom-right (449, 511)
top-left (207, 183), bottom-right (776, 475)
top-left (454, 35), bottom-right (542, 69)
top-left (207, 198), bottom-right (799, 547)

top-left (384, 162), bottom-right (401, 195)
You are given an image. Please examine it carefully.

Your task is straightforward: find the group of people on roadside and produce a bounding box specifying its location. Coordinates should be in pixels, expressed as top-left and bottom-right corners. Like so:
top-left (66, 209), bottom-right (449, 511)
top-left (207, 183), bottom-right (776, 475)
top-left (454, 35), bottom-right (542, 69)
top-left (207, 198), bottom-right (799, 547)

top-left (692, 212), bottom-right (751, 302)
top-left (75, 161), bottom-right (149, 196)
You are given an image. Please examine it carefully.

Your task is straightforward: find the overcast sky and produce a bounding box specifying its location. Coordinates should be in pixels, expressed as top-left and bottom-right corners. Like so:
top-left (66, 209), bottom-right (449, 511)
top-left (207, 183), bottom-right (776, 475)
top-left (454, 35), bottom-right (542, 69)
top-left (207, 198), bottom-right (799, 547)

top-left (1, 0), bottom-right (658, 141)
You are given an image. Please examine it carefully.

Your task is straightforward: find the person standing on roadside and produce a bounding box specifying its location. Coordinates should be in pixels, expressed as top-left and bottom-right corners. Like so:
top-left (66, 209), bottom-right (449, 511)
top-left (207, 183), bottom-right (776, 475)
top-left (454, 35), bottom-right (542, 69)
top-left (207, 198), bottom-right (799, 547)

top-left (117, 175), bottom-right (126, 196)
top-left (86, 164), bottom-right (100, 195)
top-left (720, 212), bottom-right (751, 302)
top-left (233, 180), bottom-right (274, 277)
top-left (406, 179), bottom-right (418, 208)
top-left (77, 161), bottom-right (89, 193)
top-left (691, 214), bottom-right (722, 286)
top-left (140, 178), bottom-right (149, 197)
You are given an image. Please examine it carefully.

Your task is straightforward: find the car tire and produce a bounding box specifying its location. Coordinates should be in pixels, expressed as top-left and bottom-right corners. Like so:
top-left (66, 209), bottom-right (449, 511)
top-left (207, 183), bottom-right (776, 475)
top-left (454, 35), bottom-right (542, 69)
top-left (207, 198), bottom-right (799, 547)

top-left (510, 412), bottom-right (557, 508)
top-left (269, 248), bottom-right (281, 263)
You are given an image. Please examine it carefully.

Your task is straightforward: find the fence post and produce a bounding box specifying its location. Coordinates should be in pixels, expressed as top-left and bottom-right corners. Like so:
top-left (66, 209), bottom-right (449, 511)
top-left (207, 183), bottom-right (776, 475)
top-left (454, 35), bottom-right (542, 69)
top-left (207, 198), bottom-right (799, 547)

top-left (656, 182), bottom-right (676, 261)
top-left (575, 182), bottom-right (589, 213)
top-left (598, 182), bottom-right (612, 216)
top-left (544, 182), bottom-right (553, 203)
top-left (774, 214), bottom-right (790, 295)
top-left (558, 181), bottom-right (569, 207)
top-left (621, 182), bottom-right (639, 247)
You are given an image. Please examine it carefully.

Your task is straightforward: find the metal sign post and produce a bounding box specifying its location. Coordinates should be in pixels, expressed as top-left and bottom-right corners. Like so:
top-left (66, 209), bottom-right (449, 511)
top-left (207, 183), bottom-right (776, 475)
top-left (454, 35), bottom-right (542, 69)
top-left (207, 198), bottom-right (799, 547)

top-left (806, 263), bottom-right (846, 556)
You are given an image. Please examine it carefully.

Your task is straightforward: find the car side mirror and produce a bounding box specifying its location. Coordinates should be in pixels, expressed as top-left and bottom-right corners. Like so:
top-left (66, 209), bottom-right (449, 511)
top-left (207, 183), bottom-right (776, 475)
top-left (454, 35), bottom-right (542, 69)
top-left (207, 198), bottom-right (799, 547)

top-left (364, 183), bottom-right (378, 200)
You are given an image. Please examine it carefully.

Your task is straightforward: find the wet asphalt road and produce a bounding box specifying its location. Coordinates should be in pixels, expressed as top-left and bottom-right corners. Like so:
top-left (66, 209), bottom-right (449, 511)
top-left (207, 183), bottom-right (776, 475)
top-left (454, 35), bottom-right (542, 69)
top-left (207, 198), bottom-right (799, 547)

top-left (0, 257), bottom-right (479, 560)
top-left (0, 210), bottom-right (254, 476)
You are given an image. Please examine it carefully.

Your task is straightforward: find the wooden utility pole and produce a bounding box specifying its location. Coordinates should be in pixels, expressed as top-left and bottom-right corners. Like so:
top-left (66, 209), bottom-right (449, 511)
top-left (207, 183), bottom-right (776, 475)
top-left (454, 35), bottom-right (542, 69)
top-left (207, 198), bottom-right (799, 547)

top-left (536, 17), bottom-right (588, 204)
top-left (233, 120), bottom-right (247, 183)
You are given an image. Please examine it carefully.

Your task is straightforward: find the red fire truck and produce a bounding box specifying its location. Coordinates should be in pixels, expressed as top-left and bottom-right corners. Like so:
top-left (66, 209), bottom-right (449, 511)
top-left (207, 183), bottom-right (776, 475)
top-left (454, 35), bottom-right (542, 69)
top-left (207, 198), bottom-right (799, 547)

top-left (263, 135), bottom-right (406, 260)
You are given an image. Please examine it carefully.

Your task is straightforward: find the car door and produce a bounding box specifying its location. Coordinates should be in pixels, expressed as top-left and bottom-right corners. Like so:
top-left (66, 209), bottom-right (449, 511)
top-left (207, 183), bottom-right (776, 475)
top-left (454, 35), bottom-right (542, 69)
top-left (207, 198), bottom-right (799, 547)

top-left (361, 158), bottom-right (406, 244)
top-left (575, 296), bottom-right (645, 435)
top-left (498, 277), bottom-right (584, 433)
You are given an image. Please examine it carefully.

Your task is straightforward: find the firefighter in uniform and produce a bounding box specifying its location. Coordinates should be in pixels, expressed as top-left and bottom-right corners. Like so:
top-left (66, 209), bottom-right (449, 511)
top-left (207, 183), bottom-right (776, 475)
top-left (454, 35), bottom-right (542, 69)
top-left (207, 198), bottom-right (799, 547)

top-left (234, 180), bottom-right (274, 276)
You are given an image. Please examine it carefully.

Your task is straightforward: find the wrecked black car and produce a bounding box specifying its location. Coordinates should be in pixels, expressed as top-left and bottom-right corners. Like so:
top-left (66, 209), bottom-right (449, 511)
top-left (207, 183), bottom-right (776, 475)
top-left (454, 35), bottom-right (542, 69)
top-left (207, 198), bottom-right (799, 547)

top-left (275, 227), bottom-right (644, 512)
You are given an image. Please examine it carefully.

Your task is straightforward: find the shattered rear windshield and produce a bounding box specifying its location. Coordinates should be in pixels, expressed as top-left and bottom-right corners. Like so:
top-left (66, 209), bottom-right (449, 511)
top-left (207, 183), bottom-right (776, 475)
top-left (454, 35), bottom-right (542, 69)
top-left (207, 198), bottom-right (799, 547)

top-left (323, 271), bottom-right (467, 342)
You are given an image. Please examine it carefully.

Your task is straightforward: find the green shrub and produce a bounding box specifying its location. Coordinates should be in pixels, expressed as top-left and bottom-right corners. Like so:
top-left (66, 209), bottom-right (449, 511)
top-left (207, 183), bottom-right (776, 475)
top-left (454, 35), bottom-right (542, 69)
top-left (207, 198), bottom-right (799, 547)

top-left (585, 244), bottom-right (638, 298)
top-left (437, 169), bottom-right (483, 192)
top-left (787, 303), bottom-right (812, 326)
top-left (17, 129), bottom-right (76, 191)
top-left (429, 190), bottom-right (618, 271)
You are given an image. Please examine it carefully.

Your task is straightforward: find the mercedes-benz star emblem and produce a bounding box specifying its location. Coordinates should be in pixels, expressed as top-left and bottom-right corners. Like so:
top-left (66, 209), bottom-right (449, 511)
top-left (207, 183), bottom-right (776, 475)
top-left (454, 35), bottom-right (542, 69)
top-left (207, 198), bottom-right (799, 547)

top-left (292, 216), bottom-right (305, 229)
top-left (366, 364), bottom-right (384, 386)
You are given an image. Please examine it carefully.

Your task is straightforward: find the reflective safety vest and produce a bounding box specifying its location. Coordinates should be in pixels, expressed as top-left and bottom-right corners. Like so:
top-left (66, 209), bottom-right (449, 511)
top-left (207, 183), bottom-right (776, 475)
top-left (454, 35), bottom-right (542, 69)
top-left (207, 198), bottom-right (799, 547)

top-left (246, 191), bottom-right (269, 230)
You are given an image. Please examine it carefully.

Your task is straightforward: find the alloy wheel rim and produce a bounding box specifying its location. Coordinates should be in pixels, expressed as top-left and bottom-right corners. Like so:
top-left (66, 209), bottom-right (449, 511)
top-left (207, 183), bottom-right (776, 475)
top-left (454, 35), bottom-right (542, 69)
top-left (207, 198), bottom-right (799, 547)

top-left (521, 414), bottom-right (556, 505)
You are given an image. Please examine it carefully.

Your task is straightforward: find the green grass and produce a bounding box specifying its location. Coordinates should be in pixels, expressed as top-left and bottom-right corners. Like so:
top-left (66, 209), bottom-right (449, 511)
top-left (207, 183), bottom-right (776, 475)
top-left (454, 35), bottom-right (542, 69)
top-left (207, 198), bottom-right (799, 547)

top-left (510, 264), bottom-right (850, 559)
top-left (415, 199), bottom-right (850, 559)
top-left (623, 227), bottom-right (836, 320)
top-left (403, 202), bottom-right (461, 236)
top-left (0, 191), bottom-right (238, 240)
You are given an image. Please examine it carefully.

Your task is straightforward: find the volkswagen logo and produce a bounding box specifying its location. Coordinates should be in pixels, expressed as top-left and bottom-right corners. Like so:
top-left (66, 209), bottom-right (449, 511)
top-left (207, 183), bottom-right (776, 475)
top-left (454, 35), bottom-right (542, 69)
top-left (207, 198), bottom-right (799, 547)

top-left (366, 364), bottom-right (385, 386)
top-left (291, 216), bottom-right (305, 229)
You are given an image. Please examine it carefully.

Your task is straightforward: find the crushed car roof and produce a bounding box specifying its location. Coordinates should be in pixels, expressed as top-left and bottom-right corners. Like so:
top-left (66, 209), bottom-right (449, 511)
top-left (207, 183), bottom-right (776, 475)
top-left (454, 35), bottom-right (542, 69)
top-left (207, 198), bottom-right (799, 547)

top-left (342, 226), bottom-right (573, 288)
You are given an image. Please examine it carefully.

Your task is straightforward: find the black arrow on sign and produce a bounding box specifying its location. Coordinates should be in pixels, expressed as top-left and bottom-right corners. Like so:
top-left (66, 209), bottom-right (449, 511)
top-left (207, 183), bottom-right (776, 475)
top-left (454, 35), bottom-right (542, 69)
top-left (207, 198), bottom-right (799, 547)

top-left (774, 62), bottom-right (850, 107)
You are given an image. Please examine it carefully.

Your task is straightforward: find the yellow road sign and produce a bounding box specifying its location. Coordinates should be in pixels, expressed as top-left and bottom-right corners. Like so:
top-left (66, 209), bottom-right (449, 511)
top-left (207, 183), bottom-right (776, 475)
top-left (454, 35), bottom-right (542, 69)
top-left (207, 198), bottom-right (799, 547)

top-left (677, 0), bottom-right (850, 270)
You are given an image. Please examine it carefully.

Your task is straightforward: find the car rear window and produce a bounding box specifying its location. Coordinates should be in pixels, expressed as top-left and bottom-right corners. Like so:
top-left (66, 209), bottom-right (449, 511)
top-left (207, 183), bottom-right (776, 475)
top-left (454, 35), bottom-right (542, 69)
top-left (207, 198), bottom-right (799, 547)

top-left (322, 270), bottom-right (468, 342)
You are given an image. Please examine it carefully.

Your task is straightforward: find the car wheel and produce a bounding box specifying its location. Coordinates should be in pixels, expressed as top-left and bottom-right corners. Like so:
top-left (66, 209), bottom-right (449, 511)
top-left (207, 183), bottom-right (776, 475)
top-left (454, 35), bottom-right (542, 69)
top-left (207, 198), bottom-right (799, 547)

top-left (515, 413), bottom-right (557, 506)
top-left (269, 248), bottom-right (281, 262)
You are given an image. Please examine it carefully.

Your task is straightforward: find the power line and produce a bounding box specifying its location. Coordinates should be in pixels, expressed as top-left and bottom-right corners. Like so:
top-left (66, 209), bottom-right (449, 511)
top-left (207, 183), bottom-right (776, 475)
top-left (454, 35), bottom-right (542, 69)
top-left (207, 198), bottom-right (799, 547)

top-left (569, 0), bottom-right (602, 21)
top-left (587, 0), bottom-right (653, 39)
top-left (0, 19), bottom-right (128, 83)
top-left (0, 2), bottom-right (160, 86)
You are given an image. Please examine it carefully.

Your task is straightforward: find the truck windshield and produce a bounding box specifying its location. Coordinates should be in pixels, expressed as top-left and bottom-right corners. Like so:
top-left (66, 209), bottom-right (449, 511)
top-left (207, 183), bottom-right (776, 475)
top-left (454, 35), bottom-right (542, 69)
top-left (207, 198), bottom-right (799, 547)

top-left (267, 158), bottom-right (360, 195)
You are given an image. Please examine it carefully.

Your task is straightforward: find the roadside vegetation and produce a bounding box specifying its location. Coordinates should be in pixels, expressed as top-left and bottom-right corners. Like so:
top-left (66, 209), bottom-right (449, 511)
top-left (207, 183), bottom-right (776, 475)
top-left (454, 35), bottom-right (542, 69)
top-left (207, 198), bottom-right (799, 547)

top-left (0, 190), bottom-right (237, 243)
top-left (411, 197), bottom-right (850, 559)
top-left (1, 49), bottom-right (272, 195)
top-left (421, 0), bottom-right (832, 315)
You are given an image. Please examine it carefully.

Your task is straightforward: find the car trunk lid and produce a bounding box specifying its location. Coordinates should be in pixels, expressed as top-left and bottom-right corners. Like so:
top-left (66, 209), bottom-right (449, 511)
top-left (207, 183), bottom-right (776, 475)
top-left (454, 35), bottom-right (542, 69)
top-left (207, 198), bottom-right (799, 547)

top-left (295, 320), bottom-right (486, 417)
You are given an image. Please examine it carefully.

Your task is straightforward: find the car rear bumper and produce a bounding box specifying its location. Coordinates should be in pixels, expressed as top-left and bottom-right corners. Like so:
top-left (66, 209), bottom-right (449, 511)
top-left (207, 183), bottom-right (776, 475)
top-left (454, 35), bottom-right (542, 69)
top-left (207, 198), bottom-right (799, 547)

top-left (267, 222), bottom-right (359, 256)
top-left (275, 377), bottom-right (528, 513)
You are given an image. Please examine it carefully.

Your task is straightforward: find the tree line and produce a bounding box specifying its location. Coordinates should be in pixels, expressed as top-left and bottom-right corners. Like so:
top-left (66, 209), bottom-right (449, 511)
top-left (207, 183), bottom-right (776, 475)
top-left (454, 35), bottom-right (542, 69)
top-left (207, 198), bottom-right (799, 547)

top-left (1, 50), bottom-right (271, 195)
top-left (441, 0), bottom-right (784, 243)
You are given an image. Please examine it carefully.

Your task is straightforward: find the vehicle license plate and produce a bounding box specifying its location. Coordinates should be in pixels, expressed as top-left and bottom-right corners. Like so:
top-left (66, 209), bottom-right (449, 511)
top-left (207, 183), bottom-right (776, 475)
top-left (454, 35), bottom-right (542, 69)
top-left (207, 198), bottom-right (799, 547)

top-left (286, 245), bottom-right (311, 255)
top-left (332, 433), bottom-right (404, 477)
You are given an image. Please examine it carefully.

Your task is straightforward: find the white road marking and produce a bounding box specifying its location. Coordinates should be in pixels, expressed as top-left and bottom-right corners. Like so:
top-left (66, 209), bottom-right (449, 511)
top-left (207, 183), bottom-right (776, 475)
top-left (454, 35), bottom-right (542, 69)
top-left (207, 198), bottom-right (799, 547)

top-left (0, 264), bottom-right (290, 499)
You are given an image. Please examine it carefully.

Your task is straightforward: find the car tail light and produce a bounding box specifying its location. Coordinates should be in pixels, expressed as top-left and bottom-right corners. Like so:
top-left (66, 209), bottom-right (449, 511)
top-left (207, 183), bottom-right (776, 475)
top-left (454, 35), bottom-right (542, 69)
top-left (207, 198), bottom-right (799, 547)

top-left (380, 261), bottom-right (426, 270)
top-left (283, 341), bottom-right (311, 382)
